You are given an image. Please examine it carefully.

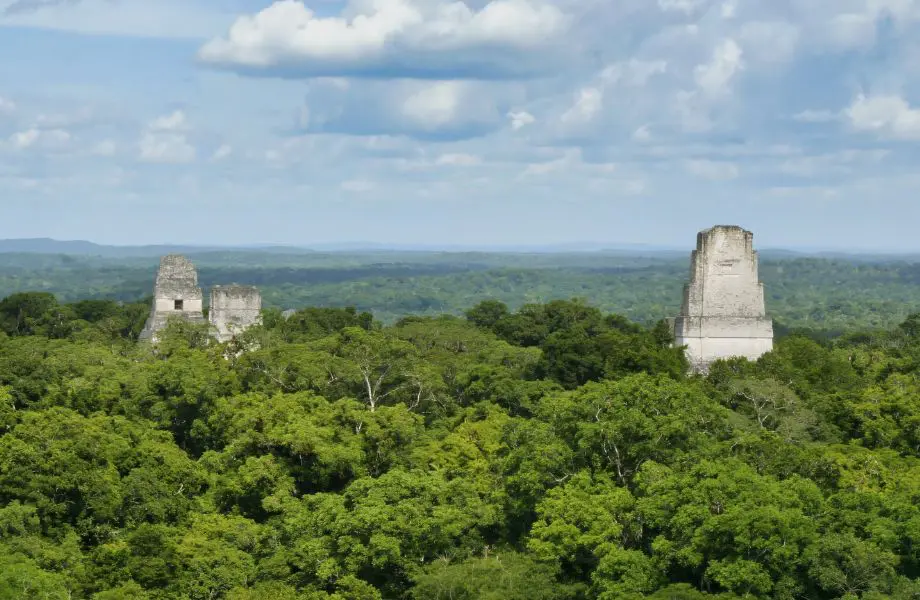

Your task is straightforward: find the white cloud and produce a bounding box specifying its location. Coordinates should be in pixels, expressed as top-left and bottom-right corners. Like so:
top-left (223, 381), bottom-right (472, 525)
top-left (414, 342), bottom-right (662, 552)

top-left (91, 139), bottom-right (117, 156)
top-left (138, 111), bottom-right (196, 163)
top-left (341, 179), bottom-right (375, 192)
top-left (522, 156), bottom-right (570, 177)
top-left (296, 78), bottom-right (506, 139)
top-left (0, 0), bottom-right (235, 39)
top-left (212, 144), bottom-right (233, 161)
top-left (560, 87), bottom-right (604, 125)
top-left (845, 93), bottom-right (920, 140)
top-left (10, 129), bottom-right (39, 149)
top-left (402, 81), bottom-right (463, 129)
top-left (557, 59), bottom-right (668, 130)
top-left (684, 158), bottom-right (739, 180)
top-left (826, 12), bottom-right (878, 49)
top-left (9, 128), bottom-right (71, 150)
top-left (657, 0), bottom-right (707, 14)
top-left (508, 110), bottom-right (535, 130)
top-left (435, 153), bottom-right (481, 166)
top-left (0, 96), bottom-right (15, 115)
top-left (150, 109), bottom-right (188, 132)
top-left (198, 0), bottom-right (568, 79)
top-left (778, 149), bottom-right (889, 177)
top-left (520, 148), bottom-right (622, 178)
top-left (694, 38), bottom-right (743, 97)
top-left (139, 133), bottom-right (196, 163)
top-left (738, 21), bottom-right (799, 64)
top-left (632, 125), bottom-right (652, 142)
top-left (599, 59), bottom-right (668, 87)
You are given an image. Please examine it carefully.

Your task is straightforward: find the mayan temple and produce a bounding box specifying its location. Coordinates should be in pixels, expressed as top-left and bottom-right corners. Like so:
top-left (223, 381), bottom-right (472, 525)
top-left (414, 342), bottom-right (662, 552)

top-left (673, 225), bottom-right (774, 372)
top-left (139, 254), bottom-right (207, 342)
top-left (209, 285), bottom-right (263, 343)
top-left (139, 254), bottom-right (264, 343)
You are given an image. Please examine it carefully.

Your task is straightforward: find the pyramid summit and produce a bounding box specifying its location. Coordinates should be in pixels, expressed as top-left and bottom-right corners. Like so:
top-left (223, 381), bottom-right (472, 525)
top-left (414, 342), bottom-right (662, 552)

top-left (673, 225), bottom-right (774, 372)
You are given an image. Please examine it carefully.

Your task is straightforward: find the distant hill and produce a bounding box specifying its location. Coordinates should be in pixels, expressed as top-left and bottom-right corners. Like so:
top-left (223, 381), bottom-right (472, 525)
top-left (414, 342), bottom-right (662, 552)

top-left (1, 238), bottom-right (917, 261)
top-left (0, 238), bottom-right (691, 258)
top-left (0, 239), bottom-right (318, 258)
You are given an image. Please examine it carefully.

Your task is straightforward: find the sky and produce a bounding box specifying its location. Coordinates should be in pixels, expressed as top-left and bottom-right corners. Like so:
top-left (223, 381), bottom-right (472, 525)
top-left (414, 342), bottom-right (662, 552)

top-left (1, 0), bottom-right (920, 250)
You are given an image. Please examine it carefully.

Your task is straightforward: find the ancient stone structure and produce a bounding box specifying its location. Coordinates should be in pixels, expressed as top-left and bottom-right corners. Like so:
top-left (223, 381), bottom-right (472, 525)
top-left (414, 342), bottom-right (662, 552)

top-left (139, 255), bottom-right (206, 341)
top-left (209, 285), bottom-right (262, 343)
top-left (139, 255), bottom-right (263, 343)
top-left (673, 225), bottom-right (773, 372)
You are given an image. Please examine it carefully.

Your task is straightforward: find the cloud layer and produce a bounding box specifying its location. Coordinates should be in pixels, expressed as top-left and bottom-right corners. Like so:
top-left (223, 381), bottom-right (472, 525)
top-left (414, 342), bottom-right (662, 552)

top-left (4, 0), bottom-right (920, 248)
top-left (198, 0), bottom-right (569, 79)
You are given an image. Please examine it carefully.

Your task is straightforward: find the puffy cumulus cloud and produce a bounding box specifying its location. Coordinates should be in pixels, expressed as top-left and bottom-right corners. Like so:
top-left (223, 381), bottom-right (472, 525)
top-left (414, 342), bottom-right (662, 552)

top-left (402, 82), bottom-right (465, 129)
top-left (139, 133), bottom-right (196, 163)
top-left (845, 93), bottom-right (920, 140)
top-left (198, 0), bottom-right (569, 79)
top-left (560, 87), bottom-right (604, 126)
top-left (694, 39), bottom-right (743, 97)
top-left (138, 111), bottom-right (196, 164)
top-left (149, 109), bottom-right (188, 132)
top-left (553, 59), bottom-right (669, 137)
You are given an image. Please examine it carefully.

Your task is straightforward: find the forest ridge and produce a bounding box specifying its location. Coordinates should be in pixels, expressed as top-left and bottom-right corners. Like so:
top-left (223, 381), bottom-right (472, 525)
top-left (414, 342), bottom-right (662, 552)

top-left (2, 249), bottom-right (920, 332)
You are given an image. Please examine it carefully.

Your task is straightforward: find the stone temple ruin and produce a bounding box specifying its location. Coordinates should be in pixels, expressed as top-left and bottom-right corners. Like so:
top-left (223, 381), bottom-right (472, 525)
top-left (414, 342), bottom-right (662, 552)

top-left (673, 225), bottom-right (774, 373)
top-left (139, 255), bottom-right (206, 341)
top-left (139, 254), bottom-right (262, 343)
top-left (210, 285), bottom-right (263, 343)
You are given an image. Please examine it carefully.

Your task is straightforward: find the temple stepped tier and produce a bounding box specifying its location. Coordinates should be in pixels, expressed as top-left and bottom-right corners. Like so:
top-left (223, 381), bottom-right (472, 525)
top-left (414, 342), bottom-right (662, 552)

top-left (138, 255), bottom-right (261, 343)
top-left (138, 255), bottom-right (206, 342)
top-left (673, 225), bottom-right (774, 373)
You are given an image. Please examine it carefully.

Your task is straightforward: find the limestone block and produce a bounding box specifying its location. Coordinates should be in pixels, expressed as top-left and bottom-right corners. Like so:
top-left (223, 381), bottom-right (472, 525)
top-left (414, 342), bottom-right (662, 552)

top-left (209, 285), bottom-right (262, 343)
top-left (673, 225), bottom-right (774, 372)
top-left (139, 255), bottom-right (206, 342)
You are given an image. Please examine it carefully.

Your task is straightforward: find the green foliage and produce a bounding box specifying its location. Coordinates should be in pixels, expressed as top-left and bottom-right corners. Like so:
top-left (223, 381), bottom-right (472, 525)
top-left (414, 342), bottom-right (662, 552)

top-left (3, 250), bottom-right (920, 331)
top-left (412, 552), bottom-right (566, 599)
top-left (1, 287), bottom-right (920, 599)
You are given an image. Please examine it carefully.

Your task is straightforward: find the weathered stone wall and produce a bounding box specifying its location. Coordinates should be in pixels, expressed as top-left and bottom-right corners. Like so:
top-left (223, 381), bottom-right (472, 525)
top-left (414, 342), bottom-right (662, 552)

top-left (673, 225), bottom-right (774, 372)
top-left (139, 255), bottom-right (206, 341)
top-left (209, 285), bottom-right (262, 343)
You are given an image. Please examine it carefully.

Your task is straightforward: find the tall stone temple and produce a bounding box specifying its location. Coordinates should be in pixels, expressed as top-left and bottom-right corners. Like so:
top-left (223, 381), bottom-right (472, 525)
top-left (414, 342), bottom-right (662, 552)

top-left (139, 255), bottom-right (207, 341)
top-left (673, 225), bottom-right (774, 373)
top-left (210, 285), bottom-right (263, 343)
top-left (139, 254), bottom-right (262, 343)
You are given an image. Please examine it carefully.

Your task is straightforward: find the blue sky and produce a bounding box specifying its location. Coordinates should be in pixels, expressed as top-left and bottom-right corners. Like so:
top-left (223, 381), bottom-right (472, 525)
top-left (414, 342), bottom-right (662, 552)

top-left (2, 0), bottom-right (920, 250)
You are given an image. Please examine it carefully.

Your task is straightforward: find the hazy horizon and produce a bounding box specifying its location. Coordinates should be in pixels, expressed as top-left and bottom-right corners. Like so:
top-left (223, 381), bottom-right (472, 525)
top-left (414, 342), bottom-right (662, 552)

top-left (2, 236), bottom-right (919, 256)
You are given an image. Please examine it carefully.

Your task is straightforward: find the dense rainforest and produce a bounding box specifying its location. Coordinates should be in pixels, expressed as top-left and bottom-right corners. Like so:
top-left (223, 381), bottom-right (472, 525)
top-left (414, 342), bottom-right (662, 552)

top-left (2, 290), bottom-right (920, 599)
top-left (2, 249), bottom-right (920, 330)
